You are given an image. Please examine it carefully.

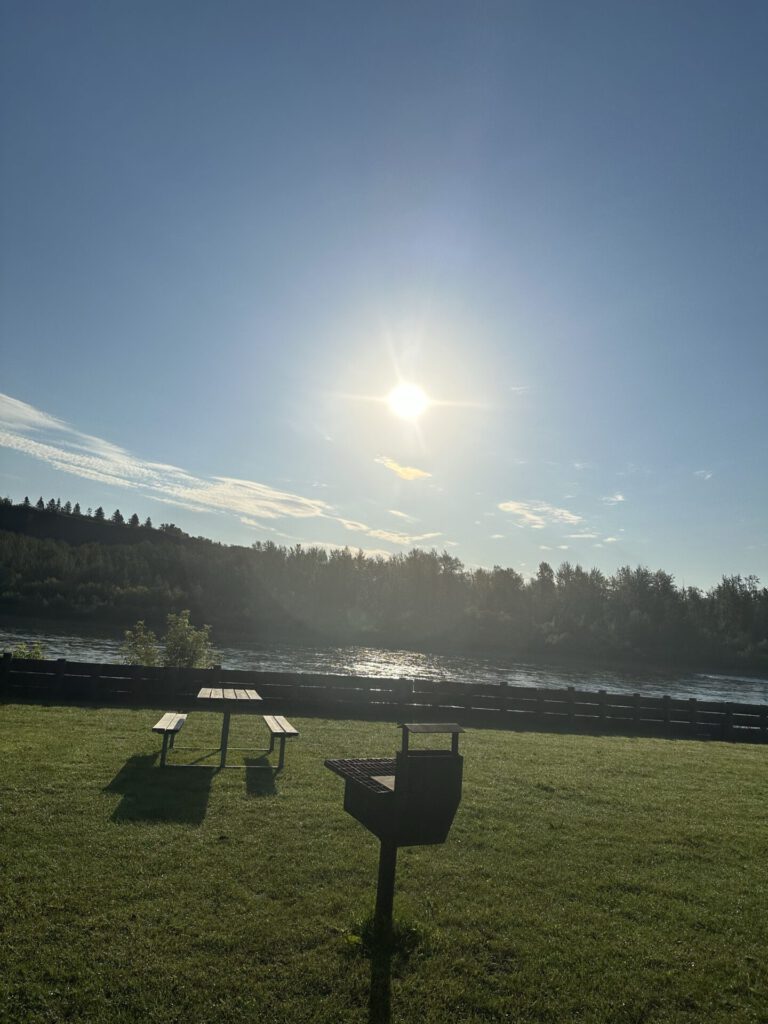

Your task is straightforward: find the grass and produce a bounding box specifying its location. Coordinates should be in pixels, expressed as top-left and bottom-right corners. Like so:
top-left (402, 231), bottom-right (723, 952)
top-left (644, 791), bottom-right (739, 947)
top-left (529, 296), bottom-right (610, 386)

top-left (1, 704), bottom-right (767, 1024)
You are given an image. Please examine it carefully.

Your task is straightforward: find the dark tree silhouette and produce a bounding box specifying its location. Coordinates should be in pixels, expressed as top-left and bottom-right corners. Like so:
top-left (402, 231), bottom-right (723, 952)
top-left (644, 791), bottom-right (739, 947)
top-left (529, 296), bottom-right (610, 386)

top-left (111, 509), bottom-right (125, 525)
top-left (128, 513), bottom-right (140, 527)
top-left (93, 506), bottom-right (105, 520)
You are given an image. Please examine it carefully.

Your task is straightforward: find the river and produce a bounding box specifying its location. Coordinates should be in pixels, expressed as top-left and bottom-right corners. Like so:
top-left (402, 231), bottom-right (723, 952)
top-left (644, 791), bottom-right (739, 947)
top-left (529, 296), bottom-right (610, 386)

top-left (2, 623), bottom-right (767, 705)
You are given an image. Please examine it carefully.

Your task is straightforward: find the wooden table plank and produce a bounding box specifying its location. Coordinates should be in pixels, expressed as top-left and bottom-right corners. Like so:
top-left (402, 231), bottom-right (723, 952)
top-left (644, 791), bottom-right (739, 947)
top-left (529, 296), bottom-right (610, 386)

top-left (244, 689), bottom-right (263, 701)
top-left (211, 688), bottom-right (223, 700)
top-left (198, 687), bottom-right (212, 699)
top-left (234, 689), bottom-right (249, 700)
top-left (223, 689), bottom-right (239, 700)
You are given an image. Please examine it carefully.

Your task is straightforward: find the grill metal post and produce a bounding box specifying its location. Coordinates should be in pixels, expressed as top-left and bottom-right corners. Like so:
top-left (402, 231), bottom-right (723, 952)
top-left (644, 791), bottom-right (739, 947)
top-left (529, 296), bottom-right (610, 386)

top-left (374, 839), bottom-right (398, 942)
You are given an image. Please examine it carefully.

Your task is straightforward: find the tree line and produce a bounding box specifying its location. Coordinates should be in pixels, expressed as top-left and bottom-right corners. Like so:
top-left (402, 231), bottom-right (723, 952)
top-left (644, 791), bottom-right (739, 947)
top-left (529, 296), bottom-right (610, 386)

top-left (2, 492), bottom-right (162, 528)
top-left (0, 511), bottom-right (766, 672)
top-left (0, 496), bottom-right (191, 548)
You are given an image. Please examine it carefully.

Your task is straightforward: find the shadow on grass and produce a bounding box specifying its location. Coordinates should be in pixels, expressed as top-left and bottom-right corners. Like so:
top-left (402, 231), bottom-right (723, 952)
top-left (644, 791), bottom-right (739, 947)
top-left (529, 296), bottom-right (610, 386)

top-left (343, 915), bottom-right (433, 1024)
top-left (104, 754), bottom-right (214, 824)
top-left (244, 756), bottom-right (278, 796)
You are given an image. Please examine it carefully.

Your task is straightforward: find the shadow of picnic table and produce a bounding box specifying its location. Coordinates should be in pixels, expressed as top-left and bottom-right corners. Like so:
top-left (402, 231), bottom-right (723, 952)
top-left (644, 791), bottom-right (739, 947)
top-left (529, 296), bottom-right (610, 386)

top-left (104, 754), bottom-right (214, 824)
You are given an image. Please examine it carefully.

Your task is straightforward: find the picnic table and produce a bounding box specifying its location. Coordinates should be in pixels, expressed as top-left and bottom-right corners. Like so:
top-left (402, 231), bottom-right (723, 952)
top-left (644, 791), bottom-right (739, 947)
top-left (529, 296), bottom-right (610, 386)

top-left (197, 687), bottom-right (263, 767)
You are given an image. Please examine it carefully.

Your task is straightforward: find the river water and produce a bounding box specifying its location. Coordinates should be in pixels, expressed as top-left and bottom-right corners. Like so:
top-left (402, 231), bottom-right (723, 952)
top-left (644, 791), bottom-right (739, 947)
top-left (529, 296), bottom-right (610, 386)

top-left (2, 623), bottom-right (767, 706)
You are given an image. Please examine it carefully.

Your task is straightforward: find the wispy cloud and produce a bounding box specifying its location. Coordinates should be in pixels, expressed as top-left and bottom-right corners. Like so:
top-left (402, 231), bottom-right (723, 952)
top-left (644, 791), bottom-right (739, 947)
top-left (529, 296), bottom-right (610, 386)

top-left (339, 518), bottom-right (370, 531)
top-left (603, 536), bottom-right (618, 543)
top-left (498, 499), bottom-right (582, 529)
top-left (566, 532), bottom-right (599, 539)
top-left (389, 509), bottom-right (417, 522)
top-left (0, 393), bottom-right (443, 548)
top-left (694, 469), bottom-right (713, 481)
top-left (491, 533), bottom-right (504, 540)
top-left (375, 456), bottom-right (432, 481)
top-left (367, 529), bottom-right (442, 545)
top-left (602, 493), bottom-right (625, 505)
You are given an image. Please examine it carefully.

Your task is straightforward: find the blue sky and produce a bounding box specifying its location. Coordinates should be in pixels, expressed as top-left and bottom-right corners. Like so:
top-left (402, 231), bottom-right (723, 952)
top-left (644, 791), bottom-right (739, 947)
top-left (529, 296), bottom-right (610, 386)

top-left (1, 1), bottom-right (766, 589)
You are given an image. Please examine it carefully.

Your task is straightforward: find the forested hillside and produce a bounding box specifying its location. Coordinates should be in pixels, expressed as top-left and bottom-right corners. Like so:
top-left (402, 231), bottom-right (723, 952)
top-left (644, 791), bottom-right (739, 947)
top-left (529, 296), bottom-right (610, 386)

top-left (1, 496), bottom-right (766, 671)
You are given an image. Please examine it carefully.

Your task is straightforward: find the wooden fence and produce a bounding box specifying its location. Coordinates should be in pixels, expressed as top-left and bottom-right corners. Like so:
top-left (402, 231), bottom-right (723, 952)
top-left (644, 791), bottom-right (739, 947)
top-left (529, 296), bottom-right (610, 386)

top-left (2, 654), bottom-right (767, 744)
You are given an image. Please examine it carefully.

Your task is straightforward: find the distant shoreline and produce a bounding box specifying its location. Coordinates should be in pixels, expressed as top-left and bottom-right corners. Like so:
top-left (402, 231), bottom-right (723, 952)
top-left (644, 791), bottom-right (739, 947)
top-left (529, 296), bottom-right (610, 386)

top-left (2, 611), bottom-right (767, 683)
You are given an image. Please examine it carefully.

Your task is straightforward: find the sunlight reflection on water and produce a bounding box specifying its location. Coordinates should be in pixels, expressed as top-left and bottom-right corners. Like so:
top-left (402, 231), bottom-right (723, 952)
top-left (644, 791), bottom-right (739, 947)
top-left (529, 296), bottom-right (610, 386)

top-left (1, 625), bottom-right (767, 705)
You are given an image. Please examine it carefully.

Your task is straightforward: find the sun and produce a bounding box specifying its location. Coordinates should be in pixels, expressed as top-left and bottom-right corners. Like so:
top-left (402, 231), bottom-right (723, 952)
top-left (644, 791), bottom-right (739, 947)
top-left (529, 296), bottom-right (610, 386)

top-left (386, 382), bottom-right (430, 419)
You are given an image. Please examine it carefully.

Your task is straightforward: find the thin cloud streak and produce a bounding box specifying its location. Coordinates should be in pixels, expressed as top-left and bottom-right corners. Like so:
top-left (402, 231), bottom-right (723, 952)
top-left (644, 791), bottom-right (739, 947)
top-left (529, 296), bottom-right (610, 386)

top-left (498, 499), bottom-right (583, 529)
top-left (374, 455), bottom-right (432, 480)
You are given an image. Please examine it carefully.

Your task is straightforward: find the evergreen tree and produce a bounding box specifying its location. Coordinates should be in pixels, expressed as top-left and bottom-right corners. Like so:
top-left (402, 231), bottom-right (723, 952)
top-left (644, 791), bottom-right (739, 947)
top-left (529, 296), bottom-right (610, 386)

top-left (46, 499), bottom-right (57, 512)
top-left (23, 496), bottom-right (31, 508)
top-left (143, 517), bottom-right (153, 528)
top-left (36, 497), bottom-right (44, 510)
top-left (86, 507), bottom-right (93, 517)
top-left (93, 506), bottom-right (105, 520)
top-left (128, 513), bottom-right (140, 527)
top-left (55, 498), bottom-right (61, 512)
top-left (63, 501), bottom-right (72, 515)
top-left (72, 503), bottom-right (81, 515)
top-left (111, 509), bottom-right (125, 525)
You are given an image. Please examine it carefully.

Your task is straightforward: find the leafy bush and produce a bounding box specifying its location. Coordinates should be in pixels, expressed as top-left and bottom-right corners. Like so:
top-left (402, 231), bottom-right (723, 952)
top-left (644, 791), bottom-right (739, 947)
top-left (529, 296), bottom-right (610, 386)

top-left (10, 640), bottom-right (46, 659)
top-left (121, 620), bottom-right (159, 666)
top-left (122, 610), bottom-right (216, 668)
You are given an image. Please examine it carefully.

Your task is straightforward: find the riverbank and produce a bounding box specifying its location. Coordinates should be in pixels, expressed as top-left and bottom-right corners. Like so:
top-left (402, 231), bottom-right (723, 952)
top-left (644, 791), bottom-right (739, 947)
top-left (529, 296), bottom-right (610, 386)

top-left (2, 621), bottom-right (768, 706)
top-left (2, 613), bottom-right (768, 688)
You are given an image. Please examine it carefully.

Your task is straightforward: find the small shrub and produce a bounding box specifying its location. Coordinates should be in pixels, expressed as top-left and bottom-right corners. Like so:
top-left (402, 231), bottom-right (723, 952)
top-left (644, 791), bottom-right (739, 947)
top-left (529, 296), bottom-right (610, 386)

top-left (161, 610), bottom-right (215, 668)
top-left (121, 621), bottom-right (159, 666)
top-left (121, 610), bottom-right (215, 668)
top-left (10, 641), bottom-right (46, 659)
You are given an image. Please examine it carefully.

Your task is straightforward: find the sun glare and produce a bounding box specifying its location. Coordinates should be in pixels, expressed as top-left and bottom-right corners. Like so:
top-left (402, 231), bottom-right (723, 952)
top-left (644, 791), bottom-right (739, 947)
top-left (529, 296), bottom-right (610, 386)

top-left (386, 382), bottom-right (430, 419)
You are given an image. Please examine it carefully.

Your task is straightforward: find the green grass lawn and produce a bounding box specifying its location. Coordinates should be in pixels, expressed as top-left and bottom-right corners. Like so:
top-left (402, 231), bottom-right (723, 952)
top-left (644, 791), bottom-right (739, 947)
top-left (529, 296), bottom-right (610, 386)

top-left (1, 703), bottom-right (767, 1024)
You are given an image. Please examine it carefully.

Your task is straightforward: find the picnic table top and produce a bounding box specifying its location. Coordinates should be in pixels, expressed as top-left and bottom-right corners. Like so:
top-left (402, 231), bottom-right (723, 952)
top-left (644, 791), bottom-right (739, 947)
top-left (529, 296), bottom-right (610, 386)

top-left (196, 687), bottom-right (263, 702)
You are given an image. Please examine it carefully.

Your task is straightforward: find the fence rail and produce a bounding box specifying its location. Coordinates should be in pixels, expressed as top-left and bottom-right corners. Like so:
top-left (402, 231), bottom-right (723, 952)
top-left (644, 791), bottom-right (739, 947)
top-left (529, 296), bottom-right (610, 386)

top-left (2, 654), bottom-right (767, 743)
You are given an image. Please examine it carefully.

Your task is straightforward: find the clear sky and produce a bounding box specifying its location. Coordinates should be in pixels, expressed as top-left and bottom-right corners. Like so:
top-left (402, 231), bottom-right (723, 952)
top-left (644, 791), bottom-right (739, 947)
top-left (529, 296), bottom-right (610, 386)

top-left (1, 1), bottom-right (766, 590)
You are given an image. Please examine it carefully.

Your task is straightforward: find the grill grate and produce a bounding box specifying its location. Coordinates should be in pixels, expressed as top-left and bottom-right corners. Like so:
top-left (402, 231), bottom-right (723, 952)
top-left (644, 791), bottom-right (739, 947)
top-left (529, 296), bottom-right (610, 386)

top-left (324, 758), bottom-right (396, 793)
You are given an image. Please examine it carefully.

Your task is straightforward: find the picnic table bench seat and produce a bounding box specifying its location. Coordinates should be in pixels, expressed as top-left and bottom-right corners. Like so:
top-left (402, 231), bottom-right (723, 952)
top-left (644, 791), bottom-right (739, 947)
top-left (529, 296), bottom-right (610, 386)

top-left (263, 714), bottom-right (299, 770)
top-left (152, 712), bottom-right (187, 767)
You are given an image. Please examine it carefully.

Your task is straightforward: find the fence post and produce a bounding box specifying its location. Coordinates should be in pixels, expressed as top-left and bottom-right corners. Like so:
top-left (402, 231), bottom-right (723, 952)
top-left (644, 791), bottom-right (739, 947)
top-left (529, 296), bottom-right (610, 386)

top-left (55, 658), bottom-right (66, 698)
top-left (90, 664), bottom-right (101, 704)
top-left (536, 688), bottom-right (544, 722)
top-left (689, 698), bottom-right (698, 733)
top-left (567, 686), bottom-right (576, 724)
top-left (598, 689), bottom-right (607, 724)
top-left (722, 702), bottom-right (733, 742)
top-left (0, 651), bottom-right (11, 696)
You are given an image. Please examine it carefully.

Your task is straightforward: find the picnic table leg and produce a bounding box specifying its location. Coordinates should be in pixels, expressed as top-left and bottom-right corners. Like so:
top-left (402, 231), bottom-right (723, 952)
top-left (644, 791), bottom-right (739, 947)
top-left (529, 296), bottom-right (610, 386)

top-left (220, 710), bottom-right (231, 769)
top-left (160, 732), bottom-right (170, 768)
top-left (277, 735), bottom-right (287, 771)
